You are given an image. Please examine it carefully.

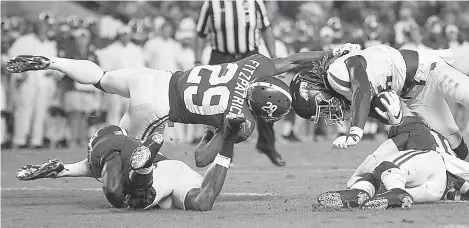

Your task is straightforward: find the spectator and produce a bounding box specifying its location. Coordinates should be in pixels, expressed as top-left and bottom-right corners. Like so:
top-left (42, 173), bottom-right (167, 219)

top-left (446, 24), bottom-right (461, 49)
top-left (143, 21), bottom-right (180, 71)
top-left (400, 25), bottom-right (430, 50)
top-left (394, 7), bottom-right (418, 47)
top-left (423, 16), bottom-right (448, 49)
top-left (97, 26), bottom-right (144, 126)
top-left (61, 28), bottom-right (100, 148)
top-left (8, 19), bottom-right (58, 149)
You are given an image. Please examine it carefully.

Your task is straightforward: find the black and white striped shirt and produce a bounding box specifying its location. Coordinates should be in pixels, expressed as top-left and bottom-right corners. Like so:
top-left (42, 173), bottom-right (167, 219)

top-left (196, 0), bottom-right (271, 55)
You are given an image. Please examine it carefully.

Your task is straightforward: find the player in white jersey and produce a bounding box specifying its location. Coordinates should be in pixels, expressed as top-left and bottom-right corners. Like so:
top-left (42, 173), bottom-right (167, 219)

top-left (317, 91), bottom-right (469, 209)
top-left (290, 44), bottom-right (469, 159)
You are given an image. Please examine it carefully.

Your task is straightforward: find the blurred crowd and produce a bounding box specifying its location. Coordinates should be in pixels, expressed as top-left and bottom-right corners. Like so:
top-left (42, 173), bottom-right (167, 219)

top-left (2, 1), bottom-right (469, 150)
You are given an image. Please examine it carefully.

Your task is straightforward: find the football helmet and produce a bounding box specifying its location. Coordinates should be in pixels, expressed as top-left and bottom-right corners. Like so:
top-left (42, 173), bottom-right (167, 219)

top-left (246, 76), bottom-right (292, 122)
top-left (88, 125), bottom-right (128, 152)
top-left (290, 74), bottom-right (345, 125)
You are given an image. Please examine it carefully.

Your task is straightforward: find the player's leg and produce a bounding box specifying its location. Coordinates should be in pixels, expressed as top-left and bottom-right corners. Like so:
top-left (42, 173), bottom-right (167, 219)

top-left (406, 81), bottom-right (464, 153)
top-left (117, 70), bottom-right (171, 141)
top-left (6, 55), bottom-right (159, 100)
top-left (16, 157), bottom-right (92, 180)
top-left (318, 173), bottom-right (378, 208)
top-left (401, 151), bottom-right (447, 203)
top-left (347, 138), bottom-right (399, 186)
top-left (360, 161), bottom-right (413, 209)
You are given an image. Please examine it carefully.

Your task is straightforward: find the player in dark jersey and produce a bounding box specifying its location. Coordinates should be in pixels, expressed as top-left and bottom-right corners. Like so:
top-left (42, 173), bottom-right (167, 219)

top-left (16, 119), bottom-right (244, 211)
top-left (317, 91), bottom-right (469, 209)
top-left (6, 43), bottom-right (359, 166)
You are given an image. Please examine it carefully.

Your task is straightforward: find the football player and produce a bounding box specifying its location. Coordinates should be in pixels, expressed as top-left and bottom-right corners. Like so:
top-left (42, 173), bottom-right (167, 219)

top-left (290, 45), bottom-right (469, 160)
top-left (317, 91), bottom-right (469, 209)
top-left (16, 114), bottom-right (244, 210)
top-left (6, 43), bottom-right (358, 166)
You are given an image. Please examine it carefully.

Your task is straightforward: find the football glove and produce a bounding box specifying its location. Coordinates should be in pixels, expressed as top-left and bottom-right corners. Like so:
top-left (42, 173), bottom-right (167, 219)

top-left (374, 90), bottom-right (403, 126)
top-left (332, 127), bottom-right (364, 149)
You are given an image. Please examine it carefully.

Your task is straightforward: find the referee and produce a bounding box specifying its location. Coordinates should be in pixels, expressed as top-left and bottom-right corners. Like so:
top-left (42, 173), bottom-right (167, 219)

top-left (194, 0), bottom-right (285, 166)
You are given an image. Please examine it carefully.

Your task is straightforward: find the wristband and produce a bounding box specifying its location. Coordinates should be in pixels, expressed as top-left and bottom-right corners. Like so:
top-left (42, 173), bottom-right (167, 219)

top-left (349, 126), bottom-right (364, 139)
top-left (195, 60), bottom-right (202, 64)
top-left (214, 154), bottom-right (231, 168)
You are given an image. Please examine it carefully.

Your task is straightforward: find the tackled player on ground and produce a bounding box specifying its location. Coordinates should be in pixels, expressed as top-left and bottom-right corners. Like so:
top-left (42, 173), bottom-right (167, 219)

top-left (16, 109), bottom-right (246, 211)
top-left (317, 91), bottom-right (469, 210)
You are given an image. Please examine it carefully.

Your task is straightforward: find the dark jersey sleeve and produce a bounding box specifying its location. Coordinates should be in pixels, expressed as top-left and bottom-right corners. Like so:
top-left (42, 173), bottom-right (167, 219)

top-left (388, 116), bottom-right (437, 151)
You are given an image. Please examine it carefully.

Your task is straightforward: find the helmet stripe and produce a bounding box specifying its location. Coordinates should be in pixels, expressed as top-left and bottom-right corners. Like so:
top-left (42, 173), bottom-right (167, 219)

top-left (248, 81), bottom-right (292, 102)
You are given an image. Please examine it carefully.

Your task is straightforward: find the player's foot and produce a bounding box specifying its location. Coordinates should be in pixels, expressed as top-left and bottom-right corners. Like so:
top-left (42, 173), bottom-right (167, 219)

top-left (6, 55), bottom-right (50, 73)
top-left (130, 133), bottom-right (164, 170)
top-left (361, 188), bottom-right (413, 210)
top-left (16, 158), bottom-right (64, 181)
top-left (317, 189), bottom-right (371, 208)
top-left (257, 148), bottom-right (286, 167)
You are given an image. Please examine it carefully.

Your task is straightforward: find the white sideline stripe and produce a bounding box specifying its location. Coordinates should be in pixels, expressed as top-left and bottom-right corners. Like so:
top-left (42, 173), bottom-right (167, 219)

top-left (227, 168), bottom-right (355, 174)
top-left (0, 187), bottom-right (274, 196)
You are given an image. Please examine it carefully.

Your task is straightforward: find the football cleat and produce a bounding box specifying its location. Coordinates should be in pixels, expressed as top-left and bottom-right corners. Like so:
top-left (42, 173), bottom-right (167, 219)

top-left (361, 188), bottom-right (413, 210)
top-left (130, 145), bottom-right (152, 170)
top-left (16, 158), bottom-right (64, 181)
top-left (317, 189), bottom-right (371, 208)
top-left (6, 55), bottom-right (51, 73)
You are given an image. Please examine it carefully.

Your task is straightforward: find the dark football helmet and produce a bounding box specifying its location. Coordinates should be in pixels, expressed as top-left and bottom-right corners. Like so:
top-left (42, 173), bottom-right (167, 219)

top-left (290, 74), bottom-right (345, 125)
top-left (88, 125), bottom-right (128, 152)
top-left (246, 76), bottom-right (292, 122)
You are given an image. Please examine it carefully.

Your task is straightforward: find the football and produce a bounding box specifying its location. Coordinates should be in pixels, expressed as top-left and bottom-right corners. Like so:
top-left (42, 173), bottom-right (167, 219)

top-left (371, 90), bottom-right (391, 113)
top-left (370, 90), bottom-right (392, 125)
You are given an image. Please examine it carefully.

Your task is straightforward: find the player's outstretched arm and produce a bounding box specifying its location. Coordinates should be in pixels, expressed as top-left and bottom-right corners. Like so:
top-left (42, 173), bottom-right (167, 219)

top-left (183, 116), bottom-right (244, 211)
top-left (271, 43), bottom-right (361, 75)
top-left (271, 50), bottom-right (333, 75)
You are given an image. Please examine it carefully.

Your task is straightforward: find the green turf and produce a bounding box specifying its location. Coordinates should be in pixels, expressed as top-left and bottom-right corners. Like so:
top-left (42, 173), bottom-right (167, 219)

top-left (2, 140), bottom-right (469, 228)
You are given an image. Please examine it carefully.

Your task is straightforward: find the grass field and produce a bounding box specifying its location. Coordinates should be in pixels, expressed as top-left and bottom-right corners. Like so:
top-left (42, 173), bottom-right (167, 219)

top-left (2, 139), bottom-right (469, 228)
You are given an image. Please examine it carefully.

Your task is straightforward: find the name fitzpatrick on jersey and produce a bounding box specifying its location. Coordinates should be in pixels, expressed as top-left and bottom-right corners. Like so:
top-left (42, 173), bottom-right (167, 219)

top-left (228, 60), bottom-right (260, 116)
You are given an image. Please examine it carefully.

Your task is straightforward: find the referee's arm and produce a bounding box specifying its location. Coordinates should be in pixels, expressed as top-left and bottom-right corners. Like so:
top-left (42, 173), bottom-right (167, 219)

top-left (194, 0), bottom-right (212, 65)
top-left (256, 0), bottom-right (276, 58)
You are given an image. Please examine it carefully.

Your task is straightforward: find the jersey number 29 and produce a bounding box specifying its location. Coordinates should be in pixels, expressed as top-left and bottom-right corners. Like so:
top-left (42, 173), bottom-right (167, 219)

top-left (184, 63), bottom-right (238, 115)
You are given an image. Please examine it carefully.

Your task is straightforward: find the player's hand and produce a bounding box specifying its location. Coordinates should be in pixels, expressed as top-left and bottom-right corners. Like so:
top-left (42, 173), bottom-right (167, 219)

top-left (374, 90), bottom-right (403, 126)
top-left (332, 127), bottom-right (363, 149)
top-left (223, 113), bottom-right (246, 141)
top-left (333, 43), bottom-right (361, 56)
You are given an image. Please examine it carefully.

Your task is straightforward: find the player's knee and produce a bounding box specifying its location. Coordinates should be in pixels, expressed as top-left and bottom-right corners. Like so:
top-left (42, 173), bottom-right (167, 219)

top-left (373, 161), bottom-right (399, 181)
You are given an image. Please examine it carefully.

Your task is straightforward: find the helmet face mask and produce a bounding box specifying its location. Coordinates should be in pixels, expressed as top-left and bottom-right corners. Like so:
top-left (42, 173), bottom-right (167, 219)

top-left (309, 91), bottom-right (344, 125)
